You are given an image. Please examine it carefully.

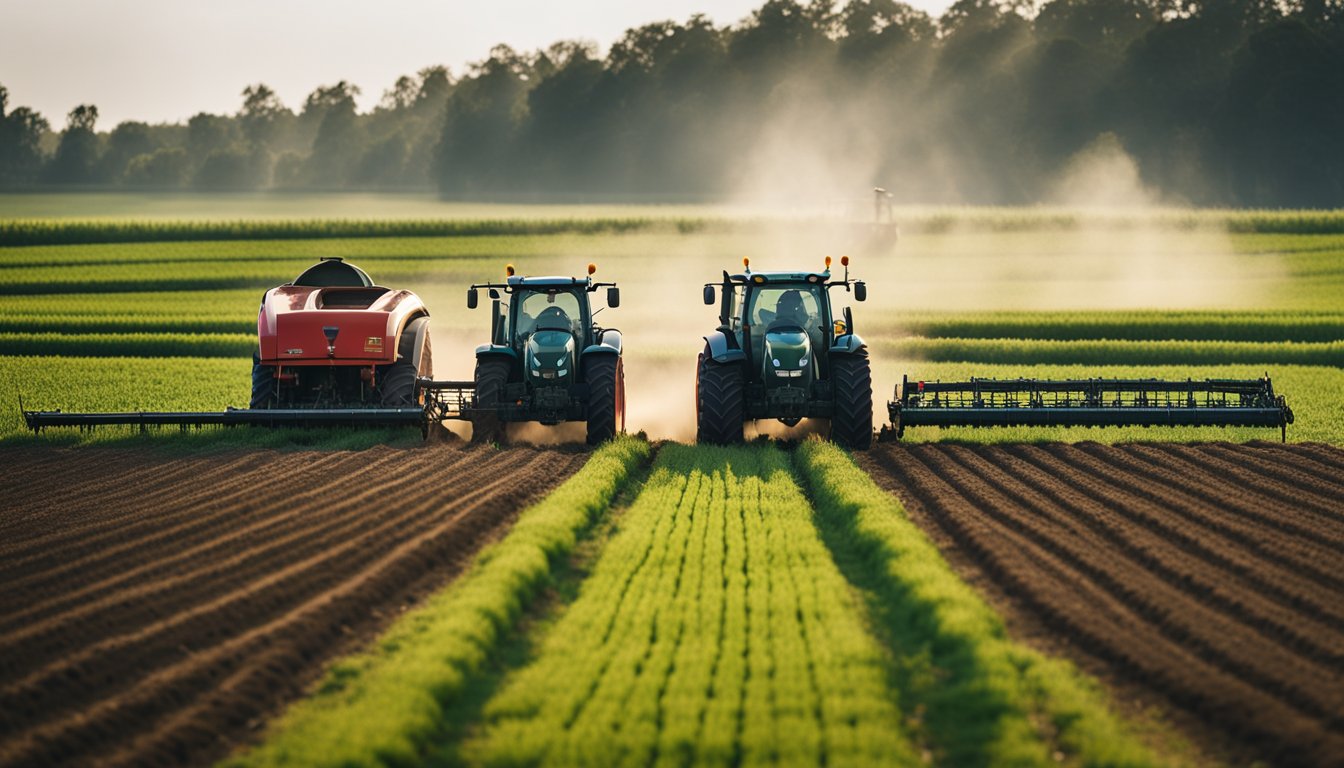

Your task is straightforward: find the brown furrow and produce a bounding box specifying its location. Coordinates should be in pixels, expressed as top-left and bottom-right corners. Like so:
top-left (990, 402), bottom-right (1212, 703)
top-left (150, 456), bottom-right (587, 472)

top-left (1206, 444), bottom-right (1344, 510)
top-left (0, 448), bottom-right (446, 622)
top-left (865, 443), bottom-right (1344, 767)
top-left (928, 445), bottom-right (1343, 719)
top-left (0, 451), bottom-right (579, 768)
top-left (0, 451), bottom-right (350, 572)
top-left (993, 444), bottom-right (1344, 660)
top-left (1030, 445), bottom-right (1344, 626)
top-left (1144, 443), bottom-right (1342, 522)
top-left (1075, 443), bottom-right (1344, 580)
top-left (0, 448), bottom-right (529, 686)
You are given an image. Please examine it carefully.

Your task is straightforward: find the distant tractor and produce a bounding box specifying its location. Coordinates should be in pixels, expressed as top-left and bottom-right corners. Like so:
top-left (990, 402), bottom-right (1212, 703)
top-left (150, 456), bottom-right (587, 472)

top-left (466, 264), bottom-right (625, 445)
top-left (697, 257), bottom-right (872, 449)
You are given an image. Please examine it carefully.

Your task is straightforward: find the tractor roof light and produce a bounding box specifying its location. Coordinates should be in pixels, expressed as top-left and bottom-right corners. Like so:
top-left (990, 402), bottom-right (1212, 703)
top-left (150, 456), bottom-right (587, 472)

top-left (587, 263), bottom-right (597, 275)
top-left (743, 257), bottom-right (751, 273)
top-left (841, 256), bottom-right (850, 267)
top-left (505, 264), bottom-right (516, 277)
top-left (825, 256), bottom-right (832, 269)
top-left (752, 275), bottom-right (766, 284)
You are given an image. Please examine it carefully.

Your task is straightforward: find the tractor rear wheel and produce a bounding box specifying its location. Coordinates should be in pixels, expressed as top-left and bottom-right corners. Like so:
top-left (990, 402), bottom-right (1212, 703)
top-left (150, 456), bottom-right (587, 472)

top-left (696, 351), bottom-right (745, 445)
top-left (381, 319), bottom-right (432, 407)
top-left (250, 352), bottom-right (276, 409)
top-left (584, 354), bottom-right (624, 445)
top-left (471, 358), bottom-right (510, 444)
top-left (830, 353), bottom-right (873, 450)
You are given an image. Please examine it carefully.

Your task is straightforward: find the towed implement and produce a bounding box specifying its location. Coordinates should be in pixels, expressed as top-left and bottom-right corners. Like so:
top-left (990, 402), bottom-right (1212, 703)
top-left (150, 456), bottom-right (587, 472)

top-left (24, 258), bottom-right (449, 434)
top-left (881, 375), bottom-right (1295, 441)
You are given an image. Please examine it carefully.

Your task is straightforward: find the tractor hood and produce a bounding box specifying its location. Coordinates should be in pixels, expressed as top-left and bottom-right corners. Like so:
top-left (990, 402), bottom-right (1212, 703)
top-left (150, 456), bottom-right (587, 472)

top-left (526, 329), bottom-right (577, 383)
top-left (762, 327), bottom-right (813, 383)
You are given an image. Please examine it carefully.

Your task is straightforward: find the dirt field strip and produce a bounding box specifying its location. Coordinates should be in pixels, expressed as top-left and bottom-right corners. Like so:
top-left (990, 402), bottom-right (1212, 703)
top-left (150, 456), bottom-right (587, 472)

top-left (0, 441), bottom-right (589, 768)
top-left (858, 441), bottom-right (1344, 767)
top-left (228, 437), bottom-right (649, 768)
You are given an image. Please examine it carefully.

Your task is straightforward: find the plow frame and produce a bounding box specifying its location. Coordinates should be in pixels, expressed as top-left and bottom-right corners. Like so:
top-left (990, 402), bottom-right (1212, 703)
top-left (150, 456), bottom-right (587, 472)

top-left (882, 375), bottom-right (1295, 441)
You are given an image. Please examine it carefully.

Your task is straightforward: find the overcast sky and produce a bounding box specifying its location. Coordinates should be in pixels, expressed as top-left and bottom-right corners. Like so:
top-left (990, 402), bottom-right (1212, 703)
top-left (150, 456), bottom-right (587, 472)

top-left (2, 0), bottom-right (956, 129)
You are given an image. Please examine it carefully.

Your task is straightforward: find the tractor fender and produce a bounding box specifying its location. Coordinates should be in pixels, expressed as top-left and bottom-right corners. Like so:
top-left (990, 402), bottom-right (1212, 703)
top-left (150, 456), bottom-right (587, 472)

top-left (581, 328), bottom-right (622, 358)
top-left (397, 315), bottom-right (431, 370)
top-left (703, 331), bottom-right (747, 364)
top-left (829, 333), bottom-right (867, 356)
top-left (475, 344), bottom-right (519, 363)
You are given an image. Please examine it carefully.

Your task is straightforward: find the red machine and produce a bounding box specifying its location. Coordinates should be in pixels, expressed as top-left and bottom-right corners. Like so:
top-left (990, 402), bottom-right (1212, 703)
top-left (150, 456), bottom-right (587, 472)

top-left (24, 258), bottom-right (462, 434)
top-left (251, 258), bottom-right (433, 409)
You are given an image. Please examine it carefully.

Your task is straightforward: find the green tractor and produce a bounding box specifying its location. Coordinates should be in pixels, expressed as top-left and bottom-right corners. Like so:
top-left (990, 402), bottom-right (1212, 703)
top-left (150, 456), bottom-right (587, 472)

top-left (696, 256), bottom-right (873, 449)
top-left (466, 263), bottom-right (624, 445)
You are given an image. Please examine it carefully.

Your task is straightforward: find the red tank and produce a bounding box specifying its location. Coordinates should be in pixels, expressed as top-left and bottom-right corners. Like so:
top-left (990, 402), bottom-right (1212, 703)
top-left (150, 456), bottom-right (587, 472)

top-left (251, 258), bottom-right (433, 409)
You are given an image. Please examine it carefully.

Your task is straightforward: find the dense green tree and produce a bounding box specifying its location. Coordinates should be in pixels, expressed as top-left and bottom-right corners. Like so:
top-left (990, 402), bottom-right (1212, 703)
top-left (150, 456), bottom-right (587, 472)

top-left (0, 86), bottom-right (50, 186)
top-left (44, 105), bottom-right (101, 184)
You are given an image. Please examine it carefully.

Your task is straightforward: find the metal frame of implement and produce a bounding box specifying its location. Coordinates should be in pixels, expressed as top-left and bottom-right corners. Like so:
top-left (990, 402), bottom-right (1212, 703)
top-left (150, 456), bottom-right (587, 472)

top-left (882, 375), bottom-right (1294, 441)
top-left (22, 378), bottom-right (482, 438)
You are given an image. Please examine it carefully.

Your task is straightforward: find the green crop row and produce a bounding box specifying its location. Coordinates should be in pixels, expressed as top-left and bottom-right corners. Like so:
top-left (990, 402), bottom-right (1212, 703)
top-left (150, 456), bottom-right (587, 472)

top-left (0, 332), bottom-right (254, 358)
top-left (877, 310), bottom-right (1344, 343)
top-left (876, 337), bottom-right (1344, 367)
top-left (0, 289), bottom-right (261, 317)
top-left (0, 217), bottom-right (689, 247)
top-left (0, 315), bottom-right (255, 335)
top-left (463, 443), bottom-right (919, 767)
top-left (795, 441), bottom-right (1158, 767)
top-left (7, 206), bottom-right (1344, 247)
top-left (227, 436), bottom-right (650, 768)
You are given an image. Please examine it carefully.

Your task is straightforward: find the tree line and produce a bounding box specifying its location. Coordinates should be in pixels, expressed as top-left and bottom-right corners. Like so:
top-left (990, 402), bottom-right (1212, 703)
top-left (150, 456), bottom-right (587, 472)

top-left (1, 0), bottom-right (1341, 206)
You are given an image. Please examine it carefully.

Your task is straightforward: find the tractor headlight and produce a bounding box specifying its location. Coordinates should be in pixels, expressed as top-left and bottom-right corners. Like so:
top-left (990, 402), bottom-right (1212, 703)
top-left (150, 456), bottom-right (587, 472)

top-left (772, 358), bottom-right (780, 367)
top-left (799, 357), bottom-right (808, 367)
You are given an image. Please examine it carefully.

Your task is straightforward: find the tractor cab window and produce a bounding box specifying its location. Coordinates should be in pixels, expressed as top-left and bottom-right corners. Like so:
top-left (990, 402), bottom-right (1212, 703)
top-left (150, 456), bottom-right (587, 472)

top-left (747, 285), bottom-right (824, 349)
top-left (515, 289), bottom-right (583, 340)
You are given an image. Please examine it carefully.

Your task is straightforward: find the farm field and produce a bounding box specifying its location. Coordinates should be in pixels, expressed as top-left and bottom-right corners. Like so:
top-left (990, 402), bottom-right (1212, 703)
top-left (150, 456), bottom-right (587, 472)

top-left (2, 203), bottom-right (1342, 767)
top-left (0, 440), bottom-right (590, 767)
top-left (857, 441), bottom-right (1344, 767)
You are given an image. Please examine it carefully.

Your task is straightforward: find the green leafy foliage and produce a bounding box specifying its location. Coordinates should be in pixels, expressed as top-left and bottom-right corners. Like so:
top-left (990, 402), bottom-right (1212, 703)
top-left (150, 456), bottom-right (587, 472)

top-left (465, 444), bottom-right (919, 767)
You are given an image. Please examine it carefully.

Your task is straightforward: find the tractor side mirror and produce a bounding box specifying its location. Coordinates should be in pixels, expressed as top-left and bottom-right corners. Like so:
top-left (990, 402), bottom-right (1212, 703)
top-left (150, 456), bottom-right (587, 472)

top-left (467, 287), bottom-right (478, 309)
top-left (703, 285), bottom-right (715, 305)
top-left (854, 281), bottom-right (867, 302)
top-left (607, 286), bottom-right (620, 308)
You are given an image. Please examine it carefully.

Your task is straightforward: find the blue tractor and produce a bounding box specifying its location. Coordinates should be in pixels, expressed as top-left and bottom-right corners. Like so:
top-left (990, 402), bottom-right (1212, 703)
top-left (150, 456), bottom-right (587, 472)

top-left (697, 257), bottom-right (872, 448)
top-left (466, 264), bottom-right (624, 445)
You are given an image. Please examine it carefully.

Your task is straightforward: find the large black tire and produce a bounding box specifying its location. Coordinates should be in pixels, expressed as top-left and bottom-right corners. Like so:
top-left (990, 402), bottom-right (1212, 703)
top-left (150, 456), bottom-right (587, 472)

top-left (696, 350), bottom-right (745, 445)
top-left (250, 352), bottom-right (276, 409)
top-left (381, 319), bottom-right (432, 407)
top-left (830, 353), bottom-right (873, 450)
top-left (584, 354), bottom-right (624, 445)
top-left (471, 357), bottom-right (510, 444)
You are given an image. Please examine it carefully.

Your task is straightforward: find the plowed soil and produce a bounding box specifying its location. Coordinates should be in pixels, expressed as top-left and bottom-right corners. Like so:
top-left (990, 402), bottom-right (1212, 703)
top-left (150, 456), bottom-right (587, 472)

top-left (859, 442), bottom-right (1344, 768)
top-left (0, 442), bottom-right (587, 768)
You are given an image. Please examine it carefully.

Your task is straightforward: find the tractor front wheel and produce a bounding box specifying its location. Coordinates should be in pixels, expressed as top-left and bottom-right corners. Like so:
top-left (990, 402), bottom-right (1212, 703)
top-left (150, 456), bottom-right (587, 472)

top-left (471, 358), bottom-right (510, 444)
top-left (830, 353), bottom-right (873, 450)
top-left (584, 354), bottom-right (624, 445)
top-left (696, 351), bottom-right (745, 445)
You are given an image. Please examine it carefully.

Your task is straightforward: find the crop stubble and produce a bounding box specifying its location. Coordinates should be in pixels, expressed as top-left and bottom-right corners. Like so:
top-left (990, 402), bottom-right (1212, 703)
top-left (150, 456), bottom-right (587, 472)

top-left (0, 442), bottom-right (587, 767)
top-left (858, 441), bottom-right (1344, 767)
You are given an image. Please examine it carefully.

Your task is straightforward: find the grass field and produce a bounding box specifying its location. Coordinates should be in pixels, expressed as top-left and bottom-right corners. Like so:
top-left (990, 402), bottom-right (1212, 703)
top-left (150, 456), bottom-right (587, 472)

top-left (3, 202), bottom-right (1336, 445)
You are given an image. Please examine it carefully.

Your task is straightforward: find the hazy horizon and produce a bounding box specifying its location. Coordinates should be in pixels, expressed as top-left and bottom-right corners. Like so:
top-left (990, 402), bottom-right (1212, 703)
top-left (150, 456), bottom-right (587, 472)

top-left (2, 0), bottom-right (959, 128)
